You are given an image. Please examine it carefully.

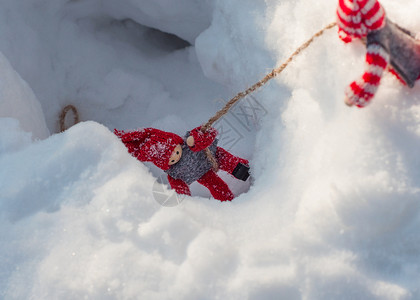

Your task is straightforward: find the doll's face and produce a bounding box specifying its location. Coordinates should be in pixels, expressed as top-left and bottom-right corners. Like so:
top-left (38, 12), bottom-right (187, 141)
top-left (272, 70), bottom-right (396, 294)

top-left (168, 144), bottom-right (182, 165)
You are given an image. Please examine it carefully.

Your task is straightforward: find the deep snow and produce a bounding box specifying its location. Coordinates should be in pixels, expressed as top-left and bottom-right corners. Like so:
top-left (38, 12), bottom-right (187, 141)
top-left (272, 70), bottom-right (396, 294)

top-left (1, 0), bottom-right (420, 299)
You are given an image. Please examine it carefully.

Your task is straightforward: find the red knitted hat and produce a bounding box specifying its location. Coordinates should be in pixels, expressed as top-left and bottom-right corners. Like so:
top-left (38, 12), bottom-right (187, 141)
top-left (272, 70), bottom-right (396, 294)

top-left (337, 0), bottom-right (386, 39)
top-left (114, 128), bottom-right (184, 171)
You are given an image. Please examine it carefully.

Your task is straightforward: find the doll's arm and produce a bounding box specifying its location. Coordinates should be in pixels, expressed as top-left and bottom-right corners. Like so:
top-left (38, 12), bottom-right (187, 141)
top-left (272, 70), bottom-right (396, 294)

top-left (187, 126), bottom-right (218, 152)
top-left (345, 43), bottom-right (390, 107)
top-left (167, 175), bottom-right (191, 196)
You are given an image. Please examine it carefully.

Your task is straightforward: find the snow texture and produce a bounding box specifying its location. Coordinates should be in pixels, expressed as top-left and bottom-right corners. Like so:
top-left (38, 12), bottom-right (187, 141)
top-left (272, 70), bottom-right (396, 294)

top-left (1, 0), bottom-right (420, 299)
top-left (0, 52), bottom-right (49, 140)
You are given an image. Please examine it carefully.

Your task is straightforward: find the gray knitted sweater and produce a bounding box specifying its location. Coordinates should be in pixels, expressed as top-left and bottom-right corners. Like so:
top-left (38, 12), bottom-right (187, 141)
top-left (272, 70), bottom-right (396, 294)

top-left (165, 137), bottom-right (218, 185)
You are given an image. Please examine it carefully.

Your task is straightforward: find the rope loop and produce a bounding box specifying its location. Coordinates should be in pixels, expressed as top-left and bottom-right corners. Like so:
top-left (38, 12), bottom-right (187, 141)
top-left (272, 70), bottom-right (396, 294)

top-left (59, 104), bottom-right (80, 132)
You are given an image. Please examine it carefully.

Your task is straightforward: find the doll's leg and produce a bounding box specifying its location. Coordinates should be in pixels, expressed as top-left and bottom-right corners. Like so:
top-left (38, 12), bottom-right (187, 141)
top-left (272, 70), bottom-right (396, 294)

top-left (167, 175), bottom-right (191, 196)
top-left (216, 147), bottom-right (248, 174)
top-left (197, 170), bottom-right (234, 201)
top-left (216, 147), bottom-right (250, 181)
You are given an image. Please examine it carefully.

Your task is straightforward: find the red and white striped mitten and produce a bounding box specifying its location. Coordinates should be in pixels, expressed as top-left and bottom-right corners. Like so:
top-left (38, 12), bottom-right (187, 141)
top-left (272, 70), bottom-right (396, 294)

top-left (336, 0), bottom-right (386, 39)
top-left (345, 43), bottom-right (390, 107)
top-left (337, 0), bottom-right (388, 107)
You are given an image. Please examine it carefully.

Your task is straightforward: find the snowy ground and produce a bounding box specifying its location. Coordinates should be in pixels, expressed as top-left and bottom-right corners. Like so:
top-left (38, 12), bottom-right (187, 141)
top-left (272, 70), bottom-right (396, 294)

top-left (1, 0), bottom-right (420, 299)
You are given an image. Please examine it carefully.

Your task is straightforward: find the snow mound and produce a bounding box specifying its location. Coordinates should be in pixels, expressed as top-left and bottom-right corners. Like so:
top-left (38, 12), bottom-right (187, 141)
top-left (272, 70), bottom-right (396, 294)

top-left (1, 0), bottom-right (420, 299)
top-left (0, 52), bottom-right (49, 140)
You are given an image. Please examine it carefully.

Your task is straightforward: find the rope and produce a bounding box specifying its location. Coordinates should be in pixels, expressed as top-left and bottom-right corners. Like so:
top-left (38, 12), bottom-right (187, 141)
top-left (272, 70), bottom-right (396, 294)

top-left (201, 22), bottom-right (337, 171)
top-left (56, 23), bottom-right (337, 172)
top-left (59, 104), bottom-right (80, 132)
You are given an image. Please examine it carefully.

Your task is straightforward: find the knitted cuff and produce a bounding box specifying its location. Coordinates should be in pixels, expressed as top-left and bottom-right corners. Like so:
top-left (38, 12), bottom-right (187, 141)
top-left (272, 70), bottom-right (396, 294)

top-left (189, 126), bottom-right (218, 152)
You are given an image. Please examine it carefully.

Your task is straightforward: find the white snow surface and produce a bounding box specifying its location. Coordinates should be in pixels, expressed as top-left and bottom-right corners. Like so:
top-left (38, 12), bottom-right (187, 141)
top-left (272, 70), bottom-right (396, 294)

top-left (1, 0), bottom-right (420, 299)
top-left (0, 52), bottom-right (49, 140)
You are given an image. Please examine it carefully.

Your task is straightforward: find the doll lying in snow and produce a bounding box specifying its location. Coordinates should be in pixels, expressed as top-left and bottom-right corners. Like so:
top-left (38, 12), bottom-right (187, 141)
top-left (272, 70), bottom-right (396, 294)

top-left (336, 0), bottom-right (420, 107)
top-left (114, 126), bottom-right (250, 202)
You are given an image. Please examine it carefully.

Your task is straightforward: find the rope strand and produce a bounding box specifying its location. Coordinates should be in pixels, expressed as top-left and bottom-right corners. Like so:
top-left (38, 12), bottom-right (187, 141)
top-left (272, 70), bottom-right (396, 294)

top-left (202, 22), bottom-right (337, 132)
top-left (202, 22), bottom-right (337, 170)
top-left (59, 104), bottom-right (80, 132)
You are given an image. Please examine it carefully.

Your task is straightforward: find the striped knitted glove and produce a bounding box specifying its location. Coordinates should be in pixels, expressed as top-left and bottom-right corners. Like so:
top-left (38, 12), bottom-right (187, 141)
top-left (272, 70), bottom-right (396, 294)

top-left (336, 0), bottom-right (386, 39)
top-left (345, 43), bottom-right (390, 107)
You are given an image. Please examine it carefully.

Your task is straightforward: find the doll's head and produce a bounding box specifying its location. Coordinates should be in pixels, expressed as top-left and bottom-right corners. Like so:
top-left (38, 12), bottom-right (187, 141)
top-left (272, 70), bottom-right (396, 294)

top-left (336, 0), bottom-right (386, 41)
top-left (115, 128), bottom-right (184, 171)
top-left (169, 144), bottom-right (183, 165)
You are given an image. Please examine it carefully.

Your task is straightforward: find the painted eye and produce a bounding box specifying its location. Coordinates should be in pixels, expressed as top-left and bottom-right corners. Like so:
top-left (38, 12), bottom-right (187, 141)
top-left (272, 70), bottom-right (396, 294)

top-left (171, 160), bottom-right (175, 163)
top-left (176, 151), bottom-right (179, 155)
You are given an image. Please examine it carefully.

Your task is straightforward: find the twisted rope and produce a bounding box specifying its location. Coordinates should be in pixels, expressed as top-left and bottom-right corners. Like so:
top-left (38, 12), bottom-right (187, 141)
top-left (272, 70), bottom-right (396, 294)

top-left (59, 104), bottom-right (80, 132)
top-left (202, 22), bottom-right (337, 171)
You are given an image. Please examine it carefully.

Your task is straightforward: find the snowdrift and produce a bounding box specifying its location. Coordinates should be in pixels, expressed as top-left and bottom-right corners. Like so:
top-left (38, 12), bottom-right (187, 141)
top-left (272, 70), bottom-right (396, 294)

top-left (1, 0), bottom-right (420, 299)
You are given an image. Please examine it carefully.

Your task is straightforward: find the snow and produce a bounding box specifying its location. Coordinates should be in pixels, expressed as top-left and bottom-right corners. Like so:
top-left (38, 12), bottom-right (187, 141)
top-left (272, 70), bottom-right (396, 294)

top-left (0, 52), bottom-right (49, 140)
top-left (1, 0), bottom-right (420, 299)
